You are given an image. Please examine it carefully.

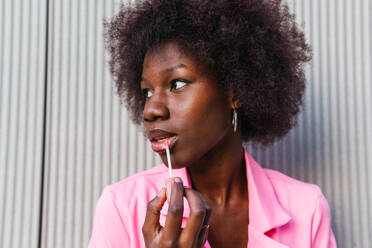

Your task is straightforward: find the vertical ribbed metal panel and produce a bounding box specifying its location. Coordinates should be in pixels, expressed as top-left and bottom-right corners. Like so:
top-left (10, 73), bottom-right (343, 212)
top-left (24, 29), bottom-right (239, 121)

top-left (40, 0), bottom-right (160, 247)
top-left (0, 0), bottom-right (47, 247)
top-left (246, 0), bottom-right (372, 247)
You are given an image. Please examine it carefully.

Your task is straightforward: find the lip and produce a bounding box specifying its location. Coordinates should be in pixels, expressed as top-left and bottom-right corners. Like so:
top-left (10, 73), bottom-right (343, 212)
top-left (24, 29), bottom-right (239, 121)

top-left (148, 129), bottom-right (178, 153)
top-left (149, 129), bottom-right (177, 142)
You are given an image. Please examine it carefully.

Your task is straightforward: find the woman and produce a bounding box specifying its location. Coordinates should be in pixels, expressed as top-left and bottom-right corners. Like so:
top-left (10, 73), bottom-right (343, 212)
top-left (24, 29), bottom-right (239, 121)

top-left (89, 0), bottom-right (337, 247)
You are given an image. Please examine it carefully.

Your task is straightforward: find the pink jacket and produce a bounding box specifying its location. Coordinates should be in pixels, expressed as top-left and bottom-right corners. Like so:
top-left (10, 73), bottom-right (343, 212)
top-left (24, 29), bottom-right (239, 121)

top-left (89, 151), bottom-right (337, 247)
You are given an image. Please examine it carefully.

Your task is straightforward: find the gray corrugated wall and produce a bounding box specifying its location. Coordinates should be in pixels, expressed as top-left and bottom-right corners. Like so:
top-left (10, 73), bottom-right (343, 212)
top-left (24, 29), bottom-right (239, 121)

top-left (0, 0), bottom-right (47, 247)
top-left (0, 0), bottom-right (371, 247)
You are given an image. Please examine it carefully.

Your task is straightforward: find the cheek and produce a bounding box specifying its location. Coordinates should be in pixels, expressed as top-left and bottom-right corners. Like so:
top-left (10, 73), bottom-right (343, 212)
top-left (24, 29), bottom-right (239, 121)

top-left (173, 88), bottom-right (231, 146)
top-left (169, 96), bottom-right (230, 168)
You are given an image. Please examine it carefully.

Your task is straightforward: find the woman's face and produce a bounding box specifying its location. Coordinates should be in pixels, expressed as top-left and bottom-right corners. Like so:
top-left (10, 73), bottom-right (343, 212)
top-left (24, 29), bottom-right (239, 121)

top-left (141, 41), bottom-right (234, 168)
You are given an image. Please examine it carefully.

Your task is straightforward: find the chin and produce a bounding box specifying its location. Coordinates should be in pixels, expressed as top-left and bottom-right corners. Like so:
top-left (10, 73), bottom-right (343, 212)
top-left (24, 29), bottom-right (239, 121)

top-left (156, 139), bottom-right (212, 169)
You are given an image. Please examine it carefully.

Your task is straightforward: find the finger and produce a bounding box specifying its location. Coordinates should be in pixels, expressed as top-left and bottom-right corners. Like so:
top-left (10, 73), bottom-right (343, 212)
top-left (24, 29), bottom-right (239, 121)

top-left (198, 191), bottom-right (212, 226)
top-left (142, 188), bottom-right (167, 236)
top-left (166, 178), bottom-right (172, 204)
top-left (180, 188), bottom-right (210, 242)
top-left (196, 193), bottom-right (212, 248)
top-left (163, 177), bottom-right (185, 241)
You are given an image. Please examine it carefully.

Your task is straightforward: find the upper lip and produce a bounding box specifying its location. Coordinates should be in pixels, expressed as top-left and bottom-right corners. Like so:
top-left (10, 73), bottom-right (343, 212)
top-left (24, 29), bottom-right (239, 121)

top-left (148, 129), bottom-right (177, 142)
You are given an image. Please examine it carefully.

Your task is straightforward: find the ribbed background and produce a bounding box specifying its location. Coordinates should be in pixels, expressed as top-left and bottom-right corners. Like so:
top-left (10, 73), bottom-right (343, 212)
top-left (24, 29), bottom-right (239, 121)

top-left (0, 0), bottom-right (371, 247)
top-left (0, 0), bottom-right (47, 247)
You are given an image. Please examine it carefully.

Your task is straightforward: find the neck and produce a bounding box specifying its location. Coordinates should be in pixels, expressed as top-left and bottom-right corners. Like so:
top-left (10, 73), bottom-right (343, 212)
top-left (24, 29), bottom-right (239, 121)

top-left (187, 131), bottom-right (247, 207)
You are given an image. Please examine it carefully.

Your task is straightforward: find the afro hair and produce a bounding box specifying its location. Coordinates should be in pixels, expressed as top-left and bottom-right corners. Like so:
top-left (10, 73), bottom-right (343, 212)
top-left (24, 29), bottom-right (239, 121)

top-left (104, 0), bottom-right (311, 145)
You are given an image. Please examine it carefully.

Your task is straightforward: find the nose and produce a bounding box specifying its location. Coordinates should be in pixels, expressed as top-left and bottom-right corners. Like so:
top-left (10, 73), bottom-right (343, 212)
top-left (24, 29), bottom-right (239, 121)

top-left (143, 91), bottom-right (170, 122)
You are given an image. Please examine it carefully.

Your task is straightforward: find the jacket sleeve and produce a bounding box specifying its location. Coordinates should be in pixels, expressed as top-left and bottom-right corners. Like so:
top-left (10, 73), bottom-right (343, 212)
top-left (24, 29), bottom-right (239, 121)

top-left (88, 187), bottom-right (131, 248)
top-left (311, 193), bottom-right (337, 247)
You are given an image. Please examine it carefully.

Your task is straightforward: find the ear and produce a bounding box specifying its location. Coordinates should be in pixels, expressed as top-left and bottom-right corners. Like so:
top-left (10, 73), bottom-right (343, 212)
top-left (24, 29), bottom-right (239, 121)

top-left (228, 88), bottom-right (240, 109)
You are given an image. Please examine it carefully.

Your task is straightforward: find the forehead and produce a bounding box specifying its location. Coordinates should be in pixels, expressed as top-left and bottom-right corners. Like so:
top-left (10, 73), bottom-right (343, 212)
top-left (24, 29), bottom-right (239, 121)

top-left (142, 42), bottom-right (200, 73)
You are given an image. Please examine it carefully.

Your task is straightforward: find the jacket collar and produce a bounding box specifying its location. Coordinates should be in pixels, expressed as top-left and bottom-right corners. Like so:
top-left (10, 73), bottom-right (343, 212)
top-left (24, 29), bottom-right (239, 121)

top-left (245, 151), bottom-right (292, 233)
top-left (160, 150), bottom-right (292, 234)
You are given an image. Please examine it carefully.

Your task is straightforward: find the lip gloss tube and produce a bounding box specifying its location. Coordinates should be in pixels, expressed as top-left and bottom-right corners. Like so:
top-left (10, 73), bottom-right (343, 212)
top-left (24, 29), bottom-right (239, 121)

top-left (165, 139), bottom-right (173, 178)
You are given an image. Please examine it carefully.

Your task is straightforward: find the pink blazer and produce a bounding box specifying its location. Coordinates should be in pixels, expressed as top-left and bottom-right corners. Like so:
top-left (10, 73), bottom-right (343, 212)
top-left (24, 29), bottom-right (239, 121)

top-left (89, 151), bottom-right (337, 247)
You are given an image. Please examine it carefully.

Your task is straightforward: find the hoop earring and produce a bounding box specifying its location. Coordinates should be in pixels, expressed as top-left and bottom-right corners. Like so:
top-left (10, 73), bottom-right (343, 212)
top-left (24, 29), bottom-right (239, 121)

top-left (232, 109), bottom-right (238, 132)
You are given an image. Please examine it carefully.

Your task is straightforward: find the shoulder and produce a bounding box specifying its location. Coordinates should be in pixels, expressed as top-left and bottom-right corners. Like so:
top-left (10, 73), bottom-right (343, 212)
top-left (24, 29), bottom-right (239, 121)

top-left (102, 164), bottom-right (169, 206)
top-left (263, 168), bottom-right (332, 228)
top-left (264, 169), bottom-right (324, 210)
top-left (264, 168), bottom-right (324, 200)
top-left (91, 165), bottom-right (169, 240)
top-left (89, 166), bottom-right (168, 247)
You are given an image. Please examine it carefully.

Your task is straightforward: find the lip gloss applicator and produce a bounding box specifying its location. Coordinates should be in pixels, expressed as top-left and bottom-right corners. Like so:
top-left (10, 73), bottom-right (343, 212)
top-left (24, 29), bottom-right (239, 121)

top-left (165, 139), bottom-right (173, 178)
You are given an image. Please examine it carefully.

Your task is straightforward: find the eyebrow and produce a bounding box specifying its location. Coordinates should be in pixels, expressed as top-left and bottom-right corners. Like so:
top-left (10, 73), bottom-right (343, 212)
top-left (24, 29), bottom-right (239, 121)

top-left (165, 63), bottom-right (187, 72)
top-left (141, 64), bottom-right (188, 83)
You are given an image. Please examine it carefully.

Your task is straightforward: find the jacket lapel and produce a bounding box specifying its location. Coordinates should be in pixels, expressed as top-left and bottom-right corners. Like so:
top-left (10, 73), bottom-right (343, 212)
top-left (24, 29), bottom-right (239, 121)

top-left (248, 226), bottom-right (289, 248)
top-left (245, 152), bottom-right (292, 234)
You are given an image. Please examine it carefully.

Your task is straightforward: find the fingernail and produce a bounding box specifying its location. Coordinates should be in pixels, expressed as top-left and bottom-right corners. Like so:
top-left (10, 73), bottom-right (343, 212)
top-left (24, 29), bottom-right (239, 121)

top-left (166, 181), bottom-right (172, 202)
top-left (157, 188), bottom-right (165, 197)
top-left (174, 177), bottom-right (182, 183)
top-left (166, 179), bottom-right (172, 187)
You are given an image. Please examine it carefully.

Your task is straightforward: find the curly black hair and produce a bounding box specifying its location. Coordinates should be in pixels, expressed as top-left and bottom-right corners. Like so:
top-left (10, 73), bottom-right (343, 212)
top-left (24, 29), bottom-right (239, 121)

top-left (104, 0), bottom-right (311, 145)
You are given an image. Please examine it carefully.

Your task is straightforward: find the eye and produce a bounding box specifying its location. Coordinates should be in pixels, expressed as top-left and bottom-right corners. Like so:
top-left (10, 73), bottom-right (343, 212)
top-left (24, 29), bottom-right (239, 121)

top-left (142, 88), bottom-right (153, 99)
top-left (171, 79), bottom-right (189, 91)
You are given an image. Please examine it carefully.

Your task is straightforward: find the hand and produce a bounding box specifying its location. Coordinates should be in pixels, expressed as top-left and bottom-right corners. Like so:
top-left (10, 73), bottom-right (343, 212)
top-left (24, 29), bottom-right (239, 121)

top-left (142, 177), bottom-right (212, 248)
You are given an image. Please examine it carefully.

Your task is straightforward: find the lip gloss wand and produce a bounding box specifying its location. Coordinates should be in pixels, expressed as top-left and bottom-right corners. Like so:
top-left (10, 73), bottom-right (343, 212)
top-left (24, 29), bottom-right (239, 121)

top-left (165, 139), bottom-right (173, 178)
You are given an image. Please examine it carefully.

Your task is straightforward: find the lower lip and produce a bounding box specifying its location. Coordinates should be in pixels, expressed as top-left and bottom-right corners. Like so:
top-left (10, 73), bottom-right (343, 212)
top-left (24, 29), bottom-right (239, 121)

top-left (151, 136), bottom-right (178, 153)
